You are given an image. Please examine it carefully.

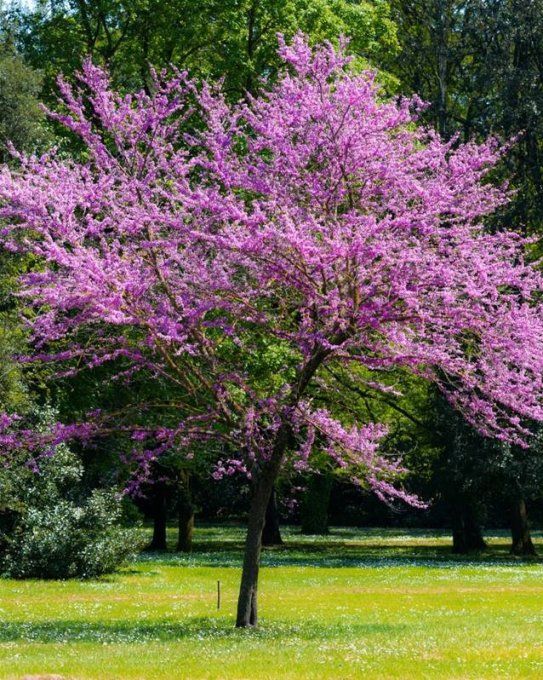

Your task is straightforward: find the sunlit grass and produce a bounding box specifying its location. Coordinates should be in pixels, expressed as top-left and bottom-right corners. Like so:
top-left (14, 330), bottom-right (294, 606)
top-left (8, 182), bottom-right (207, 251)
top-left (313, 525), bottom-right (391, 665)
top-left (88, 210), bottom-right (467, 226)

top-left (1, 526), bottom-right (543, 678)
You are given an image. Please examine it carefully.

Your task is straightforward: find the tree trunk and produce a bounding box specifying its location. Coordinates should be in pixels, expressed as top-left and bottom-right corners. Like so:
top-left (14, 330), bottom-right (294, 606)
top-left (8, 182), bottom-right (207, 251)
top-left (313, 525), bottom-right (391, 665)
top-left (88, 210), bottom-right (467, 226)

top-left (511, 498), bottom-right (536, 556)
top-left (262, 487), bottom-right (283, 546)
top-left (176, 471), bottom-right (194, 553)
top-left (148, 484), bottom-right (168, 551)
top-left (301, 473), bottom-right (332, 535)
top-left (236, 424), bottom-right (290, 628)
top-left (235, 347), bottom-right (329, 627)
top-left (451, 502), bottom-right (486, 553)
top-left (244, 0), bottom-right (257, 96)
top-left (435, 0), bottom-right (450, 137)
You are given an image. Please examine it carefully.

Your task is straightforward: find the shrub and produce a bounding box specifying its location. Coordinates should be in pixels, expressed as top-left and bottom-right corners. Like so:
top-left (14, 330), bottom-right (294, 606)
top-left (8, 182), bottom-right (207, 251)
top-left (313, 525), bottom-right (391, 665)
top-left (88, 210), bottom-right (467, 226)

top-left (0, 444), bottom-right (143, 579)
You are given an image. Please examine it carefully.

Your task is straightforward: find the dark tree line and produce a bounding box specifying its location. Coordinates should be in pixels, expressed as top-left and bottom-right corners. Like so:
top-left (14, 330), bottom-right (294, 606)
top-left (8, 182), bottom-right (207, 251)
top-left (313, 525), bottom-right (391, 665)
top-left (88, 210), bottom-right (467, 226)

top-left (390, 0), bottom-right (543, 233)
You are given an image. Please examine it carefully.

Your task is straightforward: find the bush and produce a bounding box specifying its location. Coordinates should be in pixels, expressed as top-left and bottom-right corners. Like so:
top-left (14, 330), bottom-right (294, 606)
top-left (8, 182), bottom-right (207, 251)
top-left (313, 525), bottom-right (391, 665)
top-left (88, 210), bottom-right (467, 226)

top-left (0, 444), bottom-right (143, 579)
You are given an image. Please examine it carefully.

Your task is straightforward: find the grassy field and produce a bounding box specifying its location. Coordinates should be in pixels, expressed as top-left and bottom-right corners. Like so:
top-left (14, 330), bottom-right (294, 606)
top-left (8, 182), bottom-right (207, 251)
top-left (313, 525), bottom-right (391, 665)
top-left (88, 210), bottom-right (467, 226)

top-left (1, 526), bottom-right (543, 679)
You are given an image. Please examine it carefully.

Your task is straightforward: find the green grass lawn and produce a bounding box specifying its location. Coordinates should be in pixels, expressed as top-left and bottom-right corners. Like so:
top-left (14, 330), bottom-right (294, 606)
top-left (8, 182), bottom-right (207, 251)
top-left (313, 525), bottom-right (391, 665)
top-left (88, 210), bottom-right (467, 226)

top-left (1, 526), bottom-right (543, 679)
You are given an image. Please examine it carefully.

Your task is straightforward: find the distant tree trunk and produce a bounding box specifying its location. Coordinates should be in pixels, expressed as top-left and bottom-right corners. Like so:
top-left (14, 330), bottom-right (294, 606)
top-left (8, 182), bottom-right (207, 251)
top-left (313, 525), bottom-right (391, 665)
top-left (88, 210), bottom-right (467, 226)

top-left (176, 471), bottom-right (194, 553)
top-left (451, 502), bottom-right (486, 553)
top-left (244, 0), bottom-right (257, 96)
top-left (301, 473), bottom-right (332, 535)
top-left (510, 498), bottom-right (536, 556)
top-left (0, 508), bottom-right (18, 557)
top-left (148, 484), bottom-right (168, 551)
top-left (262, 487), bottom-right (283, 546)
top-left (435, 0), bottom-right (450, 137)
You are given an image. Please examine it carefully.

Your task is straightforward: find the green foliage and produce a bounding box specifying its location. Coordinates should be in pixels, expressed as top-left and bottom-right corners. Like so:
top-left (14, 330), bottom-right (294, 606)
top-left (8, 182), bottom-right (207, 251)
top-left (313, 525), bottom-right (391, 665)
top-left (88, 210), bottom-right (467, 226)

top-left (390, 0), bottom-right (543, 232)
top-left (0, 249), bottom-right (30, 413)
top-left (0, 441), bottom-right (143, 579)
top-left (470, 0), bottom-right (543, 234)
top-left (17, 0), bottom-right (399, 100)
top-left (0, 49), bottom-right (47, 161)
top-left (0, 46), bottom-right (47, 413)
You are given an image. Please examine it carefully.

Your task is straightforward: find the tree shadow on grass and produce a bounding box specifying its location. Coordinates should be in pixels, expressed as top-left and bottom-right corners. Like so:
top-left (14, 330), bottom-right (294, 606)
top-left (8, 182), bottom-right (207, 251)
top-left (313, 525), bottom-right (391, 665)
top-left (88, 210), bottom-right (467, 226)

top-left (0, 617), bottom-right (401, 644)
top-left (133, 526), bottom-right (543, 571)
top-left (140, 539), bottom-right (543, 569)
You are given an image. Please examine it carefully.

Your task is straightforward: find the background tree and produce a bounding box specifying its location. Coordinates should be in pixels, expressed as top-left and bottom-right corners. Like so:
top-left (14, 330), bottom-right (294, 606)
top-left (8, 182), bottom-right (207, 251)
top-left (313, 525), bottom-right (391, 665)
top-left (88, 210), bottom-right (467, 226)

top-left (467, 0), bottom-right (543, 234)
top-left (431, 395), bottom-right (492, 552)
top-left (390, 0), bottom-right (543, 232)
top-left (0, 43), bottom-right (47, 418)
top-left (15, 0), bottom-right (399, 100)
top-left (389, 0), bottom-right (472, 137)
top-left (0, 50), bottom-right (46, 162)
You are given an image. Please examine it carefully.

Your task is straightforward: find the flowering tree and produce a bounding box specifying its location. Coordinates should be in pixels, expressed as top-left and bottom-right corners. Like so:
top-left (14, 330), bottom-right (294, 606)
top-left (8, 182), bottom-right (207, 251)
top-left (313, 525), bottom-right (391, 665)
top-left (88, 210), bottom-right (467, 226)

top-left (2, 36), bottom-right (543, 627)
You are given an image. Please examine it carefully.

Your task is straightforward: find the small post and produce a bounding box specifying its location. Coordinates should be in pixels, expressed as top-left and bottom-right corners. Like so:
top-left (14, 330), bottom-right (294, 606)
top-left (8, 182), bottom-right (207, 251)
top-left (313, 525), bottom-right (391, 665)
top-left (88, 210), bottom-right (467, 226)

top-left (217, 580), bottom-right (221, 610)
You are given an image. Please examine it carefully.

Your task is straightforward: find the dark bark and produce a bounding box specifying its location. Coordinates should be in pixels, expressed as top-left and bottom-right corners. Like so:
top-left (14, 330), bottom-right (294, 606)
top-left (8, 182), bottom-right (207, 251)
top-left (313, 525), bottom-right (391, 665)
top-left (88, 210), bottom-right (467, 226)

top-left (301, 473), bottom-right (332, 535)
top-left (147, 484), bottom-right (168, 551)
top-left (510, 498), bottom-right (536, 556)
top-left (435, 0), bottom-right (450, 137)
top-left (451, 502), bottom-right (486, 553)
top-left (176, 471), bottom-right (194, 553)
top-left (235, 346), bottom-right (331, 627)
top-left (236, 423), bottom-right (290, 627)
top-left (244, 1), bottom-right (257, 96)
top-left (0, 508), bottom-right (19, 557)
top-left (262, 487), bottom-right (283, 546)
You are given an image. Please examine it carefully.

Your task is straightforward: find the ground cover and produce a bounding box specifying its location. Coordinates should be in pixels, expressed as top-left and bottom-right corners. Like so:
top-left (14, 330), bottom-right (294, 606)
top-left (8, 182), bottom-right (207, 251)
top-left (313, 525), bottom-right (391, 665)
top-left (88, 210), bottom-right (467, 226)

top-left (1, 526), bottom-right (542, 679)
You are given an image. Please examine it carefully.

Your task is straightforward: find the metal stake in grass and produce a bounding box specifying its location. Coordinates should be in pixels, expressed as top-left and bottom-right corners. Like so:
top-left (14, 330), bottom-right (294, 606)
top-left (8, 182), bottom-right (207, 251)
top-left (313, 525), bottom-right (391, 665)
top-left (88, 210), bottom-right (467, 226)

top-left (217, 580), bottom-right (221, 610)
